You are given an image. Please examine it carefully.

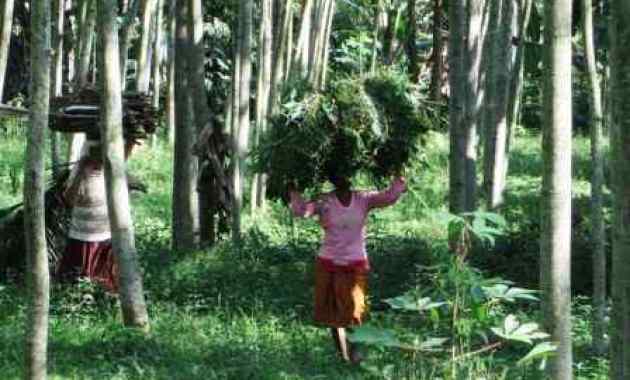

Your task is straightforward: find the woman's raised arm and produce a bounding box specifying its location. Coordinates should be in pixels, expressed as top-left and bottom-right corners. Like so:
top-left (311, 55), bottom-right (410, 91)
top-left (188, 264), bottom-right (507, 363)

top-left (366, 176), bottom-right (407, 210)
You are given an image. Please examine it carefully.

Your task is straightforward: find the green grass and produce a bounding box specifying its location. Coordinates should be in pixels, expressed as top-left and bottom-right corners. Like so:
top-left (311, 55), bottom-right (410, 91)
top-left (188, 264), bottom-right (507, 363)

top-left (0, 128), bottom-right (610, 379)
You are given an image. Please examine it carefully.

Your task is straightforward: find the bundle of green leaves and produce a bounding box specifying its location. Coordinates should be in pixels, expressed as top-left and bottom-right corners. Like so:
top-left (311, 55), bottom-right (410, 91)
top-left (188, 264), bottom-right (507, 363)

top-left (253, 72), bottom-right (431, 200)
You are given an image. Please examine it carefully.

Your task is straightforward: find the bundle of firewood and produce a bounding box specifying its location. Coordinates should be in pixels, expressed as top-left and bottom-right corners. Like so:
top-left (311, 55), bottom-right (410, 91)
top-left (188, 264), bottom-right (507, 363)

top-left (50, 87), bottom-right (159, 142)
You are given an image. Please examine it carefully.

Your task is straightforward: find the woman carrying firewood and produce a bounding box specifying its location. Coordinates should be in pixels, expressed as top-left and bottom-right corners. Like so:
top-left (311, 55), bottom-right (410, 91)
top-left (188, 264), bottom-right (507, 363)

top-left (288, 170), bottom-right (406, 364)
top-left (56, 138), bottom-right (135, 292)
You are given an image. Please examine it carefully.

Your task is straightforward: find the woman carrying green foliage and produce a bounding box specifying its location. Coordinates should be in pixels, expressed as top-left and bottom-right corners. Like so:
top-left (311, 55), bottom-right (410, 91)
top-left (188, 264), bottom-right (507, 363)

top-left (288, 172), bottom-right (406, 363)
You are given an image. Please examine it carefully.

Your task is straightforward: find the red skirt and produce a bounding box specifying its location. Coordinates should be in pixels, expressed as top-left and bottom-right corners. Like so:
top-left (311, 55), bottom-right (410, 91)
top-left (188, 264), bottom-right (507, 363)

top-left (57, 238), bottom-right (118, 292)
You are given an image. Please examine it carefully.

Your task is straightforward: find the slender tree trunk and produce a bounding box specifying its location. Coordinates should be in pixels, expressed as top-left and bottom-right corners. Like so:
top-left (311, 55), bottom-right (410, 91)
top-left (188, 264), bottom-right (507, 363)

top-left (482, 0), bottom-right (517, 210)
top-left (252, 0), bottom-right (273, 211)
top-left (610, 1), bottom-right (630, 378)
top-left (151, 0), bottom-right (163, 108)
top-left (582, 0), bottom-right (606, 356)
top-left (269, 0), bottom-right (290, 113)
top-left (449, 0), bottom-right (480, 216)
top-left (69, 0), bottom-right (97, 164)
top-left (166, 0), bottom-right (176, 144)
top-left (540, 0), bottom-right (573, 378)
top-left (318, 0), bottom-right (335, 88)
top-left (172, 0), bottom-right (199, 250)
top-left (120, 0), bottom-right (140, 89)
top-left (406, 0), bottom-right (420, 82)
top-left (429, 0), bottom-right (444, 100)
top-left (187, 0), bottom-right (215, 245)
top-left (24, 0), bottom-right (51, 378)
top-left (232, 0), bottom-right (253, 246)
top-left (0, 0), bottom-right (15, 102)
top-left (51, 0), bottom-right (65, 177)
top-left (295, 0), bottom-right (313, 77)
top-left (150, 0), bottom-right (163, 148)
top-left (309, 0), bottom-right (334, 89)
top-left (506, 0), bottom-right (533, 150)
top-left (97, 0), bottom-right (150, 331)
top-left (136, 0), bottom-right (156, 93)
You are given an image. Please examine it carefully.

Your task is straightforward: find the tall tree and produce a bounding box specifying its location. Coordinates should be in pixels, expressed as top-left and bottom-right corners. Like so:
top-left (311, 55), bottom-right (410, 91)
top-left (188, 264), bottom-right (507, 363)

top-left (610, 1), bottom-right (630, 378)
top-left (68, 0), bottom-right (97, 164)
top-left (294, 0), bottom-right (313, 77)
top-left (482, 0), bottom-right (517, 209)
top-left (119, 0), bottom-right (140, 88)
top-left (97, 0), bottom-right (150, 330)
top-left (429, 0), bottom-right (444, 100)
top-left (187, 0), bottom-right (216, 245)
top-left (405, 0), bottom-right (420, 81)
top-left (540, 0), bottom-right (573, 378)
top-left (448, 0), bottom-right (481, 217)
top-left (151, 0), bottom-right (164, 110)
top-left (231, 0), bottom-right (253, 245)
top-left (24, 0), bottom-right (51, 378)
top-left (581, 0), bottom-right (606, 356)
top-left (165, 0), bottom-right (176, 144)
top-left (251, 0), bottom-right (273, 211)
top-left (51, 0), bottom-right (66, 177)
top-left (0, 0), bottom-right (15, 102)
top-left (136, 0), bottom-right (157, 93)
top-left (172, 0), bottom-right (199, 250)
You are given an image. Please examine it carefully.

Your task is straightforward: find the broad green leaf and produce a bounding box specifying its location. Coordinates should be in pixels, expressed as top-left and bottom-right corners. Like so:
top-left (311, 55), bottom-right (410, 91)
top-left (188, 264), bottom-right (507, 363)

top-left (517, 342), bottom-right (557, 366)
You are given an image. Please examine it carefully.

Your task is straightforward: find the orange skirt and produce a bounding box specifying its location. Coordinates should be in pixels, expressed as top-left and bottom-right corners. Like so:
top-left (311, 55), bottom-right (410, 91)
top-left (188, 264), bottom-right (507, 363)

top-left (314, 260), bottom-right (368, 328)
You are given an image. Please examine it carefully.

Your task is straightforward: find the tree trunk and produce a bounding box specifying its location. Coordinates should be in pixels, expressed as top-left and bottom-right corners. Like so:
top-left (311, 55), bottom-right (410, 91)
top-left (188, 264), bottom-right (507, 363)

top-left (295, 0), bottom-right (313, 78)
top-left (187, 0), bottom-right (215, 246)
top-left (24, 0), bottom-right (51, 378)
top-left (150, 0), bottom-right (163, 148)
top-left (405, 0), bottom-right (420, 82)
top-left (448, 0), bottom-right (480, 216)
top-left (309, 0), bottom-right (334, 89)
top-left (610, 1), bottom-right (630, 378)
top-left (0, 0), bottom-right (15, 102)
top-left (151, 0), bottom-right (163, 109)
top-left (136, 0), bottom-right (156, 93)
top-left (482, 0), bottom-right (517, 210)
top-left (506, 0), bottom-right (533, 152)
top-left (166, 0), bottom-right (176, 144)
top-left (69, 0), bottom-right (97, 164)
top-left (252, 0), bottom-right (273, 211)
top-left (540, 0), bottom-right (573, 378)
top-left (429, 0), bottom-right (444, 100)
top-left (231, 0), bottom-right (253, 246)
top-left (582, 0), bottom-right (606, 356)
top-left (120, 0), bottom-right (140, 89)
top-left (51, 0), bottom-right (65, 177)
top-left (172, 0), bottom-right (199, 250)
top-left (97, 0), bottom-right (150, 331)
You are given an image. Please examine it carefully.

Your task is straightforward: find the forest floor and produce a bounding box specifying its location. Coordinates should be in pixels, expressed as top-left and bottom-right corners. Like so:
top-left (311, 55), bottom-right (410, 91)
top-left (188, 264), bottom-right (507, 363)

top-left (0, 127), bottom-right (610, 379)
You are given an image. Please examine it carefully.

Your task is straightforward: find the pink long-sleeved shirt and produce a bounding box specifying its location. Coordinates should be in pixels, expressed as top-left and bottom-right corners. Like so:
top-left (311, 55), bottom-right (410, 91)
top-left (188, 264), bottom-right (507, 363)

top-left (289, 177), bottom-right (406, 271)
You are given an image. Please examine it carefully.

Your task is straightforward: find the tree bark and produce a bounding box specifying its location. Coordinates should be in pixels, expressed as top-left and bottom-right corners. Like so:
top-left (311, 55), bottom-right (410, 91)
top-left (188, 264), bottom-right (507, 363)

top-left (448, 0), bottom-right (480, 216)
top-left (187, 0), bottom-right (215, 245)
top-left (172, 0), bottom-right (199, 250)
top-left (69, 0), bottom-right (97, 164)
top-left (166, 0), bottom-right (176, 144)
top-left (610, 1), bottom-right (630, 378)
top-left (149, 0), bottom-right (163, 148)
top-left (295, 0), bottom-right (314, 78)
top-left (136, 0), bottom-right (156, 93)
top-left (97, 0), bottom-right (150, 331)
top-left (24, 0), bottom-right (51, 378)
top-left (231, 0), bottom-right (253, 246)
top-left (405, 0), bottom-right (420, 82)
top-left (51, 0), bottom-right (66, 177)
top-left (0, 0), bottom-right (15, 102)
top-left (482, 0), bottom-right (517, 210)
top-left (120, 0), bottom-right (141, 89)
top-left (252, 0), bottom-right (273, 211)
top-left (540, 0), bottom-right (573, 378)
top-left (582, 0), bottom-right (606, 357)
top-left (429, 0), bottom-right (444, 100)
